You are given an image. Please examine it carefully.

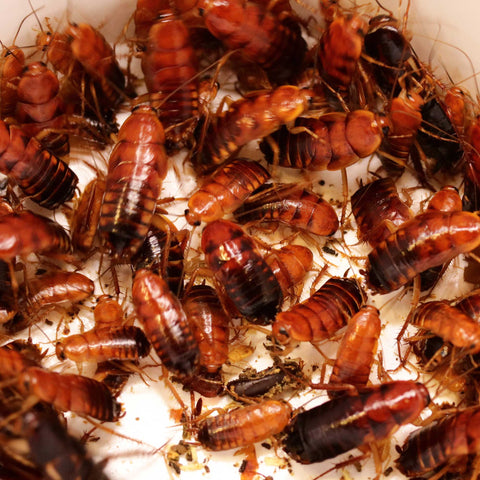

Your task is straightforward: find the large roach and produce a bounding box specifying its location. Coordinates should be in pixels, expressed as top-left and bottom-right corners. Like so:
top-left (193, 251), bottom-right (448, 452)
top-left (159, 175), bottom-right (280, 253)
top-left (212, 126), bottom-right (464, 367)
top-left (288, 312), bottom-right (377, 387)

top-left (283, 381), bottom-right (430, 464)
top-left (185, 158), bottom-right (270, 225)
top-left (260, 110), bottom-right (387, 171)
top-left (198, 399), bottom-right (292, 450)
top-left (367, 211), bottom-right (480, 294)
top-left (233, 183), bottom-right (339, 237)
top-left (0, 45), bottom-right (25, 118)
top-left (201, 219), bottom-right (283, 324)
top-left (195, 85), bottom-right (311, 172)
top-left (98, 105), bottom-right (168, 258)
top-left (272, 277), bottom-right (366, 344)
top-left (132, 269), bottom-right (200, 377)
top-left (0, 120), bottom-right (78, 208)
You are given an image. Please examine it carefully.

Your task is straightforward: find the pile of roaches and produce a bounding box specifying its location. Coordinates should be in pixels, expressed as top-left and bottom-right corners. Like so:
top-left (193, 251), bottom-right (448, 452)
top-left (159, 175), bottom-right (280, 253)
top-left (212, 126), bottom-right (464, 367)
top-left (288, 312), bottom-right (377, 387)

top-left (1, 0), bottom-right (480, 478)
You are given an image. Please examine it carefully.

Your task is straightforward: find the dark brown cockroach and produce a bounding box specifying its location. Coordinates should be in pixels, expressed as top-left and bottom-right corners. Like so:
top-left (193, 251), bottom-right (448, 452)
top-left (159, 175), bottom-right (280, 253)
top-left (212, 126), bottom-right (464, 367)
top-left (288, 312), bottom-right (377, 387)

top-left (65, 22), bottom-right (126, 112)
top-left (70, 177), bottom-right (105, 253)
top-left (411, 301), bottom-right (480, 354)
top-left (98, 105), bottom-right (168, 258)
top-left (132, 224), bottom-right (188, 297)
top-left (197, 399), bottom-right (292, 450)
top-left (141, 11), bottom-right (202, 151)
top-left (198, 0), bottom-right (307, 85)
top-left (93, 295), bottom-right (125, 328)
top-left (196, 85), bottom-right (312, 172)
top-left (233, 183), bottom-right (339, 237)
top-left (0, 121), bottom-right (78, 208)
top-left (351, 177), bottom-right (412, 248)
top-left (272, 277), bottom-right (366, 344)
top-left (396, 406), bottom-right (480, 477)
top-left (0, 211), bottom-right (71, 261)
top-left (201, 219), bottom-right (283, 324)
top-left (260, 110), bottom-right (388, 171)
top-left (283, 381), bottom-right (430, 465)
top-left (318, 12), bottom-right (368, 93)
top-left (185, 158), bottom-right (270, 225)
top-left (327, 305), bottom-right (381, 397)
top-left (0, 45), bottom-right (25, 118)
top-left (182, 284), bottom-right (229, 374)
top-left (55, 326), bottom-right (151, 363)
top-left (367, 211), bottom-right (480, 294)
top-left (17, 366), bottom-right (122, 421)
top-left (226, 359), bottom-right (304, 399)
top-left (15, 61), bottom-right (69, 156)
top-left (265, 244), bottom-right (313, 297)
top-left (132, 268), bottom-right (200, 377)
top-left (22, 403), bottom-right (110, 480)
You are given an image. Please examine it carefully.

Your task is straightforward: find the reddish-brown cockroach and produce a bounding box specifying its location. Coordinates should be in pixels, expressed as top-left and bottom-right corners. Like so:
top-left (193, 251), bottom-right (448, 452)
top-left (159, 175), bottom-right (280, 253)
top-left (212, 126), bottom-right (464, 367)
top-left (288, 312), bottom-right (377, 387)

top-left (0, 121), bottom-right (78, 208)
top-left (260, 110), bottom-right (388, 171)
top-left (427, 185), bottom-right (462, 213)
top-left (396, 406), bottom-right (480, 477)
top-left (265, 244), bottom-right (313, 297)
top-left (367, 211), bottom-right (480, 294)
top-left (98, 105), bottom-right (168, 258)
top-left (444, 86), bottom-right (468, 138)
top-left (0, 211), bottom-right (71, 261)
top-left (0, 344), bottom-right (40, 378)
top-left (17, 366), bottom-right (122, 421)
top-left (272, 277), bottom-right (366, 344)
top-left (351, 177), bottom-right (412, 247)
top-left (197, 399), bottom-right (292, 450)
top-left (411, 301), bottom-right (480, 354)
top-left (182, 284), bottom-right (229, 374)
top-left (196, 85), bottom-right (312, 172)
top-left (141, 11), bottom-right (202, 150)
top-left (201, 219), bottom-right (283, 324)
top-left (132, 268), bottom-right (200, 377)
top-left (132, 224), bottom-right (189, 297)
top-left (0, 45), bottom-right (25, 118)
top-left (283, 381), bottom-right (430, 465)
top-left (185, 158), bottom-right (270, 225)
top-left (93, 295), bottom-right (125, 328)
top-left (56, 326), bottom-right (151, 363)
top-left (318, 12), bottom-right (368, 92)
top-left (233, 183), bottom-right (339, 237)
top-left (198, 0), bottom-right (306, 84)
top-left (328, 305), bottom-right (381, 397)
top-left (15, 61), bottom-right (69, 155)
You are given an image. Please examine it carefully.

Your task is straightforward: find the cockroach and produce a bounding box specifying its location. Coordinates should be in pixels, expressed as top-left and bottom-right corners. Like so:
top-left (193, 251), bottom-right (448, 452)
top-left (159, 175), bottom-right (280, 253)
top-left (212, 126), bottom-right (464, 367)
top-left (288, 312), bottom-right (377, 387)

top-left (198, 0), bottom-right (307, 84)
top-left (141, 11), bottom-right (202, 150)
top-left (15, 61), bottom-right (69, 156)
top-left (182, 284), bottom-right (229, 374)
top-left (197, 399), bottom-right (292, 451)
top-left (93, 295), bottom-right (125, 328)
top-left (0, 211), bottom-right (72, 261)
top-left (318, 12), bottom-right (368, 93)
top-left (233, 184), bottom-right (339, 237)
top-left (396, 406), bottom-right (480, 477)
top-left (23, 403), bottom-right (111, 480)
top-left (260, 110), bottom-right (388, 171)
top-left (283, 380), bottom-right (430, 464)
top-left (0, 344), bottom-right (40, 378)
top-left (411, 301), bottom-right (480, 354)
top-left (56, 326), bottom-right (151, 363)
top-left (226, 359), bottom-right (304, 398)
top-left (185, 158), bottom-right (270, 225)
top-left (98, 105), bottom-right (168, 258)
top-left (351, 177), bottom-right (412, 247)
top-left (201, 219), bottom-right (283, 324)
top-left (272, 277), bottom-right (366, 344)
top-left (132, 268), bottom-right (200, 377)
top-left (427, 185), bottom-right (462, 213)
top-left (0, 121), bottom-right (78, 208)
top-left (367, 211), bottom-right (480, 294)
top-left (0, 45), bottom-right (25, 118)
top-left (195, 85), bottom-right (312, 172)
top-left (265, 244), bottom-right (313, 297)
top-left (17, 366), bottom-right (122, 421)
top-left (328, 305), bottom-right (381, 397)
top-left (132, 225), bottom-right (188, 297)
